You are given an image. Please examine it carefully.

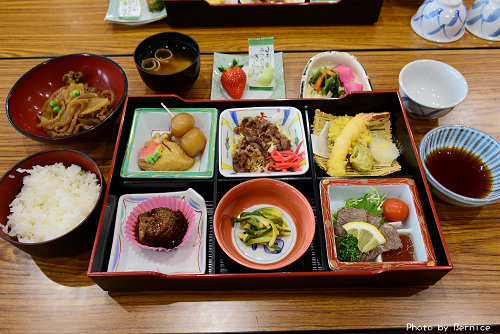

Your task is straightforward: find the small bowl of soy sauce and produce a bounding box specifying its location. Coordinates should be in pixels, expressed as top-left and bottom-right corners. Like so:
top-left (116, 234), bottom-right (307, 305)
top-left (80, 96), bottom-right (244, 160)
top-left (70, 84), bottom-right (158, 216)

top-left (418, 125), bottom-right (500, 207)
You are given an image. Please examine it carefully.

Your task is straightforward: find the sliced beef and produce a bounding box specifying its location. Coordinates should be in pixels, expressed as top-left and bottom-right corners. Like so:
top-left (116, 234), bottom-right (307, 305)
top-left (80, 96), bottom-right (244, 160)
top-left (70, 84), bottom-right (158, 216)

top-left (360, 223), bottom-right (403, 261)
top-left (366, 213), bottom-right (383, 229)
top-left (232, 116), bottom-right (292, 173)
top-left (335, 206), bottom-right (402, 262)
top-left (62, 71), bottom-right (85, 85)
top-left (335, 207), bottom-right (383, 238)
top-left (379, 223), bottom-right (403, 250)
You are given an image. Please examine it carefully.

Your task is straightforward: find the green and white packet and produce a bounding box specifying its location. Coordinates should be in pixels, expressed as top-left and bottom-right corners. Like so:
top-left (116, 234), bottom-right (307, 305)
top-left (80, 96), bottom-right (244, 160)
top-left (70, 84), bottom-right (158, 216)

top-left (118, 0), bottom-right (141, 19)
top-left (248, 37), bottom-right (275, 91)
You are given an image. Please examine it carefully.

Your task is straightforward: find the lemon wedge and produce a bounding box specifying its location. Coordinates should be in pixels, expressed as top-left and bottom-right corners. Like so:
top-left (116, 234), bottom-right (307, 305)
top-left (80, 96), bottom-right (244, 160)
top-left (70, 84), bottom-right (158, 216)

top-left (342, 221), bottom-right (386, 253)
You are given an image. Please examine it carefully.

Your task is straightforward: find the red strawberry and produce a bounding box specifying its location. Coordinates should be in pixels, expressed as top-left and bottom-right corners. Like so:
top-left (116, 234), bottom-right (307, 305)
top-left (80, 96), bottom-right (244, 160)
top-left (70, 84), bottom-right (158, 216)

top-left (218, 59), bottom-right (247, 99)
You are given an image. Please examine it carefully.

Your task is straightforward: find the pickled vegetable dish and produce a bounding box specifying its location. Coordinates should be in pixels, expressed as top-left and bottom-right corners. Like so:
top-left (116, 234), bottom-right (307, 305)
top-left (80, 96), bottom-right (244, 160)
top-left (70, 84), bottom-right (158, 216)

top-left (231, 207), bottom-right (291, 252)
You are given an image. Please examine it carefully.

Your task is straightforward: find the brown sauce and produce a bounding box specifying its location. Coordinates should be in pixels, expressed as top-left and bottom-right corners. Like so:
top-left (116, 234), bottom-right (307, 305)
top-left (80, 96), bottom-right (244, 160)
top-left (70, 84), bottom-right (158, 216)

top-left (143, 49), bottom-right (194, 75)
top-left (152, 55), bottom-right (193, 75)
top-left (382, 234), bottom-right (415, 262)
top-left (424, 147), bottom-right (492, 199)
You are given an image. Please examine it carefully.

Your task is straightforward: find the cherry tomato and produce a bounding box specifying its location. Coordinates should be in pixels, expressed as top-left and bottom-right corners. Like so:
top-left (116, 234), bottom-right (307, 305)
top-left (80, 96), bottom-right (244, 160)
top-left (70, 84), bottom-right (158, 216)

top-left (382, 198), bottom-right (409, 222)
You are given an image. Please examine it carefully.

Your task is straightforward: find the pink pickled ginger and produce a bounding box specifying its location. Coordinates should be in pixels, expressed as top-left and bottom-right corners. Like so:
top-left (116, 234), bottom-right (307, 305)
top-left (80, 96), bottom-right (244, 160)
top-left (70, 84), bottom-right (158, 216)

top-left (333, 64), bottom-right (355, 83)
top-left (344, 82), bottom-right (364, 94)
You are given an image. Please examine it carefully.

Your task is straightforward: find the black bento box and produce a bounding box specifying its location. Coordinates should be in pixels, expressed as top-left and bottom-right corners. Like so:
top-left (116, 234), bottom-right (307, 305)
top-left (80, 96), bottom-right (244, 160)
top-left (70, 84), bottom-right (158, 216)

top-left (87, 92), bottom-right (452, 291)
top-left (164, 0), bottom-right (384, 27)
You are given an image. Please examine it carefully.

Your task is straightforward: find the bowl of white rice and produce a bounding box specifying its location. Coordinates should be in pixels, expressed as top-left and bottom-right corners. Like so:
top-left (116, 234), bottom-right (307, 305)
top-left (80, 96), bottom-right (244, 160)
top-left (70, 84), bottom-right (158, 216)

top-left (0, 149), bottom-right (104, 257)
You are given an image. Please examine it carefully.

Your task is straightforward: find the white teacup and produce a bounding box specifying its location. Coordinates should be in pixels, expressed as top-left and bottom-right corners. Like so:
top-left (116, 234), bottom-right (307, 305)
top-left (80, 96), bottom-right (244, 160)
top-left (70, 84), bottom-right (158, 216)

top-left (411, 0), bottom-right (467, 42)
top-left (399, 60), bottom-right (468, 119)
top-left (466, 0), bottom-right (500, 41)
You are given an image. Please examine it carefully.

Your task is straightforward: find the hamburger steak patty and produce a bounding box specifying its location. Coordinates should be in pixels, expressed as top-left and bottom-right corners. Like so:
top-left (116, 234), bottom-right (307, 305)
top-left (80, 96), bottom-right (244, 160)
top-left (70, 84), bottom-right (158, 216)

top-left (136, 207), bottom-right (188, 249)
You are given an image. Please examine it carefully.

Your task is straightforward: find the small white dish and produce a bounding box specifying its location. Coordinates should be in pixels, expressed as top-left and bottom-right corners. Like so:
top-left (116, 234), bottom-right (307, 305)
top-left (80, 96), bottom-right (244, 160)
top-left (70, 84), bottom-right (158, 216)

top-left (232, 204), bottom-right (297, 265)
top-left (300, 51), bottom-right (372, 98)
top-left (399, 59), bottom-right (468, 119)
top-left (120, 107), bottom-right (217, 178)
top-left (466, 0), bottom-right (500, 41)
top-left (218, 106), bottom-right (309, 177)
top-left (411, 0), bottom-right (467, 43)
top-left (107, 189), bottom-right (207, 274)
top-left (105, 0), bottom-right (167, 25)
top-left (211, 52), bottom-right (286, 100)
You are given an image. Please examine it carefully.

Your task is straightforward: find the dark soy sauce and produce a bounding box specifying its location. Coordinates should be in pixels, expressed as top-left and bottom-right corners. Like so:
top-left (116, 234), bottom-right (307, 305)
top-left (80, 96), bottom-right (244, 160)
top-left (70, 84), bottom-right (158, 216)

top-left (382, 234), bottom-right (415, 262)
top-left (424, 147), bottom-right (493, 198)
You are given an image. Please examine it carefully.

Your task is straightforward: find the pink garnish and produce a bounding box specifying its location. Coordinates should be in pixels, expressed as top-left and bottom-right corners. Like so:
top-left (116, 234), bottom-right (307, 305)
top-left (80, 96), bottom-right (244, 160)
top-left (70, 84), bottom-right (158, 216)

top-left (139, 141), bottom-right (163, 161)
top-left (344, 82), bottom-right (364, 94)
top-left (333, 64), bottom-right (355, 83)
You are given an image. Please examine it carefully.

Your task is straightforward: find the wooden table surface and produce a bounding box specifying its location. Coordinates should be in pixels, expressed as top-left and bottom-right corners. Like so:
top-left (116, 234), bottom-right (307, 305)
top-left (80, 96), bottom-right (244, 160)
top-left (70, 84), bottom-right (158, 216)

top-left (1, 0), bottom-right (499, 332)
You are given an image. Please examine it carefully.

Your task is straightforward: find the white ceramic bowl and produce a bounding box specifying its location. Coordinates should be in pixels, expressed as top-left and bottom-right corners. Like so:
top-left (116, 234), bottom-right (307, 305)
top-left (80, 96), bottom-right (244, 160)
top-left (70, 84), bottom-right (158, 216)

top-left (411, 0), bottom-right (467, 43)
top-left (465, 0), bottom-right (500, 41)
top-left (299, 51), bottom-right (372, 98)
top-left (399, 59), bottom-right (468, 119)
top-left (418, 125), bottom-right (500, 207)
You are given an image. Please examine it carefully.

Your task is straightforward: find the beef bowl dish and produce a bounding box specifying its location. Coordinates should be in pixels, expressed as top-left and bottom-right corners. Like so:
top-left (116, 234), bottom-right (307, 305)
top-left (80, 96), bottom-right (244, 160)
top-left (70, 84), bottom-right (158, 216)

top-left (6, 53), bottom-right (127, 143)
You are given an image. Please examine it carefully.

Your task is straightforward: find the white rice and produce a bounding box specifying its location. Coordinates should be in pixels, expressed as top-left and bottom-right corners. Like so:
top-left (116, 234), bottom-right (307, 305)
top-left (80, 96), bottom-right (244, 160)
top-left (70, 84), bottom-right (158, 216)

top-left (1, 163), bottom-right (101, 243)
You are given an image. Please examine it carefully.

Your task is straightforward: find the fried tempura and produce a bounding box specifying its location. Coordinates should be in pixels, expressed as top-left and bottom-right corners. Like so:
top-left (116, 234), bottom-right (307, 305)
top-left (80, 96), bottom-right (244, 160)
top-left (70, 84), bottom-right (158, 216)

top-left (327, 113), bottom-right (372, 177)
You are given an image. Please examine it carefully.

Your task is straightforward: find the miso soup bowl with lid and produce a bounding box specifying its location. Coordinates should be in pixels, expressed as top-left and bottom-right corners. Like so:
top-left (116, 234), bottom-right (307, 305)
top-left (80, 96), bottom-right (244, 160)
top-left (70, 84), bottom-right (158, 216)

top-left (418, 125), bottom-right (500, 207)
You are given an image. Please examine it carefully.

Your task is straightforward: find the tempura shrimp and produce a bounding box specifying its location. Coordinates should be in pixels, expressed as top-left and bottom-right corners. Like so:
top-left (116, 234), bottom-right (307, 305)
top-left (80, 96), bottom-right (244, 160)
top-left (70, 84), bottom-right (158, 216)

top-left (326, 112), bottom-right (390, 177)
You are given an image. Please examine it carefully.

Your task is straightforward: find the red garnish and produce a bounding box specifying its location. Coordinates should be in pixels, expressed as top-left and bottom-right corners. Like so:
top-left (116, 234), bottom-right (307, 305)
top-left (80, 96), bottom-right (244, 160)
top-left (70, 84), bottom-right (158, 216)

top-left (264, 140), bottom-right (305, 174)
top-left (146, 0), bottom-right (164, 12)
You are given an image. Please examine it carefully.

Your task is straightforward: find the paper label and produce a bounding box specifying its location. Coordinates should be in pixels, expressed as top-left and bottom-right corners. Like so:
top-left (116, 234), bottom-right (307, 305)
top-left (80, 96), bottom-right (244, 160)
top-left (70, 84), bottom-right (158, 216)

top-left (248, 37), bottom-right (275, 91)
top-left (118, 0), bottom-right (141, 19)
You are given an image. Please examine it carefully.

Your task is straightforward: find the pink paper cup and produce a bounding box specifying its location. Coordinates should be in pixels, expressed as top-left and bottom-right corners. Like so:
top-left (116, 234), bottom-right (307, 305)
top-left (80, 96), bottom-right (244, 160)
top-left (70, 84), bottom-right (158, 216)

top-left (124, 195), bottom-right (196, 251)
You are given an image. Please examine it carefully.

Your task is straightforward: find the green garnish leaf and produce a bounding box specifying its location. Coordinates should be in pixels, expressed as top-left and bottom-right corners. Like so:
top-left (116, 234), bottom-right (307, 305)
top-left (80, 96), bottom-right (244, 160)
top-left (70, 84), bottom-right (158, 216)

top-left (344, 187), bottom-right (386, 222)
